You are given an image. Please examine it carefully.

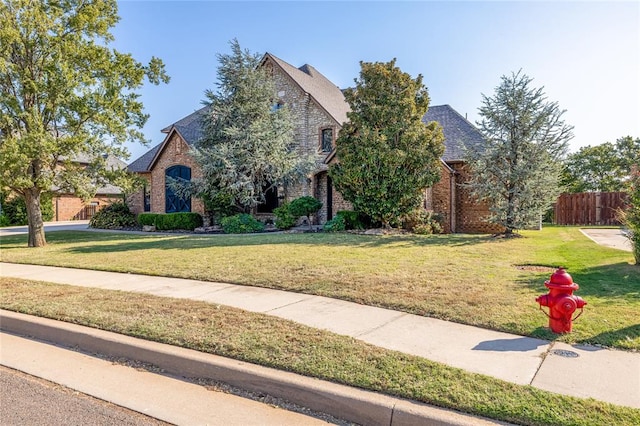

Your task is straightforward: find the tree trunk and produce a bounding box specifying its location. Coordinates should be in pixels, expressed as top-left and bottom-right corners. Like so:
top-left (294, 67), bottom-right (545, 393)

top-left (25, 189), bottom-right (46, 247)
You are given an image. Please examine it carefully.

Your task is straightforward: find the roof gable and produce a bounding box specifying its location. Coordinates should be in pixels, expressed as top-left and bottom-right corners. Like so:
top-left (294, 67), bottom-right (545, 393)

top-left (263, 53), bottom-right (349, 126)
top-left (127, 142), bottom-right (162, 172)
top-left (422, 105), bottom-right (485, 162)
top-left (161, 105), bottom-right (209, 143)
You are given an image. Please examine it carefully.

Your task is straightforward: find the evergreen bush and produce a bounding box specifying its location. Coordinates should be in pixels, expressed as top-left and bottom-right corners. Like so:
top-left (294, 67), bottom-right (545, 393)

top-left (137, 213), bottom-right (159, 227)
top-left (323, 215), bottom-right (346, 232)
top-left (273, 203), bottom-right (296, 230)
top-left (89, 202), bottom-right (137, 229)
top-left (336, 210), bottom-right (367, 230)
top-left (221, 213), bottom-right (265, 234)
top-left (402, 209), bottom-right (443, 235)
top-left (288, 196), bottom-right (322, 220)
top-left (154, 212), bottom-right (203, 231)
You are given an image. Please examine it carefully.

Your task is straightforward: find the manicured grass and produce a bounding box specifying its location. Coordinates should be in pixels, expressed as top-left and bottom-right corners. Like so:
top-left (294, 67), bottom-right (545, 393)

top-left (0, 226), bottom-right (637, 350)
top-left (1, 277), bottom-right (638, 426)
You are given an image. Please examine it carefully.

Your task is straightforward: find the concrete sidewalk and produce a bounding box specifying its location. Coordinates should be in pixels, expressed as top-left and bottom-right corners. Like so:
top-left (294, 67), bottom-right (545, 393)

top-left (1, 263), bottom-right (639, 412)
top-left (0, 220), bottom-right (90, 236)
top-left (580, 228), bottom-right (633, 252)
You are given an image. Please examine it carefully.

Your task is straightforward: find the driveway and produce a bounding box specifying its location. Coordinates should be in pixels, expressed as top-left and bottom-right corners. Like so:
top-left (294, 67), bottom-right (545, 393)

top-left (580, 228), bottom-right (633, 252)
top-left (0, 221), bottom-right (89, 237)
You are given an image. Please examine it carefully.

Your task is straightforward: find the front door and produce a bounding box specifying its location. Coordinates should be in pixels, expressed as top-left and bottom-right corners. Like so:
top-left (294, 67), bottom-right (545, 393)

top-left (165, 165), bottom-right (191, 213)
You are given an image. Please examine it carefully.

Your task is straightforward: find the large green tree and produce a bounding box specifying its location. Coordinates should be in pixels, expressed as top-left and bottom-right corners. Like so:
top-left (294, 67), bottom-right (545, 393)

top-left (329, 59), bottom-right (444, 228)
top-left (561, 136), bottom-right (640, 193)
top-left (192, 40), bottom-right (312, 214)
top-left (465, 70), bottom-right (573, 235)
top-left (0, 0), bottom-right (168, 247)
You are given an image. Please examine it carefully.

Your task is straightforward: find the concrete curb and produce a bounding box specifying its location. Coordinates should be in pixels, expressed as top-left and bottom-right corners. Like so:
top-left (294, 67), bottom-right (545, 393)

top-left (0, 310), bottom-right (507, 426)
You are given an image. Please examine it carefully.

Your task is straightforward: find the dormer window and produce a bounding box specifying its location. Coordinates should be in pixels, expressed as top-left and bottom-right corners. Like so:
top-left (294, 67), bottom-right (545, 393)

top-left (321, 128), bottom-right (333, 152)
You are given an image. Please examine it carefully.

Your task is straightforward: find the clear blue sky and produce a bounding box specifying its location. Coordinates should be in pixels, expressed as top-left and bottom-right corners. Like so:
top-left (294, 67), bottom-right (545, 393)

top-left (112, 1), bottom-right (640, 162)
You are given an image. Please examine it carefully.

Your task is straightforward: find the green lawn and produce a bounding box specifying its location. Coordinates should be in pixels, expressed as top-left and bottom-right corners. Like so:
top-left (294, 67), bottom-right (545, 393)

top-left (1, 225), bottom-right (637, 350)
top-left (2, 277), bottom-right (638, 426)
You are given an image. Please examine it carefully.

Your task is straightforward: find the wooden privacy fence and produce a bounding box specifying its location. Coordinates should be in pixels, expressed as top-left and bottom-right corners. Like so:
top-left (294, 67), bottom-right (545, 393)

top-left (554, 192), bottom-right (628, 225)
top-left (72, 205), bottom-right (98, 221)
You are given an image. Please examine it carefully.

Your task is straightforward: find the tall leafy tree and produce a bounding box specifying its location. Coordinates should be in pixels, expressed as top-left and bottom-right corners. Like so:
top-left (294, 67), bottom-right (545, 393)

top-left (465, 70), bottom-right (573, 235)
top-left (561, 136), bottom-right (640, 192)
top-left (193, 40), bottom-right (312, 214)
top-left (615, 136), bottom-right (640, 176)
top-left (0, 0), bottom-right (168, 247)
top-left (329, 59), bottom-right (444, 228)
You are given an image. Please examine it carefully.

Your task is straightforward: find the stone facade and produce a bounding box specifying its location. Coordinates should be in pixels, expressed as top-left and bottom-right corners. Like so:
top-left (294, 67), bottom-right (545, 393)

top-left (314, 171), bottom-right (352, 223)
top-left (263, 57), bottom-right (342, 223)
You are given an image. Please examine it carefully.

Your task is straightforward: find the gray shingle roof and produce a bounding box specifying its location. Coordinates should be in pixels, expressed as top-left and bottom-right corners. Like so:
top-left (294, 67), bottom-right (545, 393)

top-left (160, 105), bottom-right (210, 142)
top-left (127, 142), bottom-right (162, 172)
top-left (422, 105), bottom-right (485, 162)
top-left (128, 106), bottom-right (210, 172)
top-left (265, 54), bottom-right (350, 126)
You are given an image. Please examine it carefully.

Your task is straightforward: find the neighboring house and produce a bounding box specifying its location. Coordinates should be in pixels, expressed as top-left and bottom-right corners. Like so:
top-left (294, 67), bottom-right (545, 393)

top-left (52, 154), bottom-right (127, 221)
top-left (128, 53), bottom-right (500, 233)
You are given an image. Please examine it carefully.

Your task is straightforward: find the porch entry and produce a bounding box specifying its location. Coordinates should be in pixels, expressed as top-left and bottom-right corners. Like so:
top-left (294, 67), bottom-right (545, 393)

top-left (315, 172), bottom-right (333, 223)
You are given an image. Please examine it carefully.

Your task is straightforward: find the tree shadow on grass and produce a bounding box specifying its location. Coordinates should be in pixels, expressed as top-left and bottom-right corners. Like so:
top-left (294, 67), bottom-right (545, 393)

top-left (576, 324), bottom-right (640, 348)
top-left (515, 262), bottom-right (639, 298)
top-left (25, 230), bottom-right (501, 254)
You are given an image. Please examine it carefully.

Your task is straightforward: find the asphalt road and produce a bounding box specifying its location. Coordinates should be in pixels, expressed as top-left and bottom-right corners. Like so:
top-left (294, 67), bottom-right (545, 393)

top-left (0, 221), bottom-right (89, 236)
top-left (0, 365), bottom-right (169, 426)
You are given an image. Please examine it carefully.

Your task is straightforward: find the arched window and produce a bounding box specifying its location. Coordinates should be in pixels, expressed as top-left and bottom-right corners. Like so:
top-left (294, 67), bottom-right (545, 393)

top-left (165, 165), bottom-right (191, 213)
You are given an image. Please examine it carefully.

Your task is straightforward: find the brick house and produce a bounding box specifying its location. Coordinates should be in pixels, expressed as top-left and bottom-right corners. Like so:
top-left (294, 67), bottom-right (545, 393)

top-left (52, 154), bottom-right (127, 221)
top-left (128, 53), bottom-right (500, 233)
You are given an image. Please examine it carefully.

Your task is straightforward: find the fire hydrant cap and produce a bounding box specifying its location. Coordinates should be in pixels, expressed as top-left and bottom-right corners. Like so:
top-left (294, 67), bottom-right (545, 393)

top-left (549, 268), bottom-right (573, 286)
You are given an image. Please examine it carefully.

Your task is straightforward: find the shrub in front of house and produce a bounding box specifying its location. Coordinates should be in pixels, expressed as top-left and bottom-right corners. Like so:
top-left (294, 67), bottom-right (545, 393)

top-left (288, 196), bottom-right (322, 221)
top-left (273, 196), bottom-right (323, 230)
top-left (221, 213), bottom-right (265, 234)
top-left (402, 209), bottom-right (443, 235)
top-left (323, 215), bottom-right (346, 232)
top-left (89, 202), bottom-right (137, 229)
top-left (336, 210), bottom-right (367, 230)
top-left (324, 210), bottom-right (368, 232)
top-left (154, 212), bottom-right (203, 231)
top-left (137, 213), bottom-right (160, 227)
top-left (273, 203), bottom-right (296, 230)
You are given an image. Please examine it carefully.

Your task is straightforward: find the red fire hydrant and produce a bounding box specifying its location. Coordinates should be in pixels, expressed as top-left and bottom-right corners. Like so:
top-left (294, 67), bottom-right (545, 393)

top-left (536, 268), bottom-right (586, 333)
